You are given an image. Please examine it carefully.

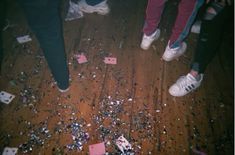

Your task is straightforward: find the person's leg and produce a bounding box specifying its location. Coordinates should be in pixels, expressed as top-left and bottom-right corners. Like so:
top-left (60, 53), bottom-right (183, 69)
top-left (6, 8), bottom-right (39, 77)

top-left (169, 0), bottom-right (204, 48)
top-left (18, 0), bottom-right (69, 90)
top-left (0, 0), bottom-right (6, 73)
top-left (143, 0), bottom-right (165, 36)
top-left (191, 2), bottom-right (230, 74)
top-left (168, 3), bottom-right (233, 97)
top-left (162, 0), bottom-right (204, 61)
top-left (140, 0), bottom-right (165, 50)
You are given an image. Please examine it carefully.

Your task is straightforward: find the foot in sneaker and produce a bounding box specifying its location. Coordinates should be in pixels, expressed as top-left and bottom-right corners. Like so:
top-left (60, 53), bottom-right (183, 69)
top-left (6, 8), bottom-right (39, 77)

top-left (78, 0), bottom-right (110, 15)
top-left (162, 41), bottom-right (187, 61)
top-left (169, 73), bottom-right (203, 97)
top-left (140, 29), bottom-right (160, 50)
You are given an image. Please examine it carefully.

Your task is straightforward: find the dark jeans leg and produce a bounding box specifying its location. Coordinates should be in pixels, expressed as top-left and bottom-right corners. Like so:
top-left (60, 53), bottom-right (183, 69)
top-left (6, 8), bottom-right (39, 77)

top-left (191, 4), bottom-right (232, 73)
top-left (0, 0), bottom-right (6, 73)
top-left (18, 0), bottom-right (69, 89)
top-left (86, 0), bottom-right (105, 6)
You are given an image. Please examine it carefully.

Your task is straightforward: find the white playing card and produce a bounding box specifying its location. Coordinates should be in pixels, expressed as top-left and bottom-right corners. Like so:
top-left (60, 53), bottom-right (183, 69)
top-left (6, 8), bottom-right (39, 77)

top-left (2, 147), bottom-right (18, 155)
top-left (16, 35), bottom-right (32, 44)
top-left (0, 91), bottom-right (15, 104)
top-left (89, 142), bottom-right (106, 155)
top-left (115, 135), bottom-right (132, 153)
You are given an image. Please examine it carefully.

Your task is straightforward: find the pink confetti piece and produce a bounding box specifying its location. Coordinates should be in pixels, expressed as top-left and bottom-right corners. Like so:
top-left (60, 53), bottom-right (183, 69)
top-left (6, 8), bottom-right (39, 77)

top-left (104, 57), bottom-right (117, 65)
top-left (89, 142), bottom-right (106, 155)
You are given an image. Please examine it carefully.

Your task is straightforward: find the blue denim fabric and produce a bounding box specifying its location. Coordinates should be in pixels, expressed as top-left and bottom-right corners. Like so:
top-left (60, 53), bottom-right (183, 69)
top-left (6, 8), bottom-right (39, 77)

top-left (18, 0), bottom-right (69, 89)
top-left (86, 0), bottom-right (105, 6)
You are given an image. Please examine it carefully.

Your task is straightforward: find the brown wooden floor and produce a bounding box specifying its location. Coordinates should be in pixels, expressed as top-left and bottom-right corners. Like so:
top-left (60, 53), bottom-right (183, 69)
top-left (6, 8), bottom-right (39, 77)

top-left (0, 0), bottom-right (233, 154)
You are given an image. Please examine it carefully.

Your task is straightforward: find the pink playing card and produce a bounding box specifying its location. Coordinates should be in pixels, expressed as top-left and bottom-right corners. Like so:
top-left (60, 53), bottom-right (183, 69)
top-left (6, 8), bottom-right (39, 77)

top-left (76, 53), bottom-right (88, 64)
top-left (89, 142), bottom-right (106, 155)
top-left (104, 57), bottom-right (117, 65)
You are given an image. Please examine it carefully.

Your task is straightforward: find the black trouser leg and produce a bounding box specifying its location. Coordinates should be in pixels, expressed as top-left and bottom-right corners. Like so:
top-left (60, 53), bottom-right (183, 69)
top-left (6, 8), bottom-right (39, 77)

top-left (191, 4), bottom-right (232, 73)
top-left (0, 0), bottom-right (6, 73)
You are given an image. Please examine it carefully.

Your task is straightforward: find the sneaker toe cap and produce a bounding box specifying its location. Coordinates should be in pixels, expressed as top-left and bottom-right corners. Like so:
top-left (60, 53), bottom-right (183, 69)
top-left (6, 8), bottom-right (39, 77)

top-left (169, 85), bottom-right (182, 97)
top-left (140, 43), bottom-right (149, 50)
top-left (162, 54), bottom-right (172, 61)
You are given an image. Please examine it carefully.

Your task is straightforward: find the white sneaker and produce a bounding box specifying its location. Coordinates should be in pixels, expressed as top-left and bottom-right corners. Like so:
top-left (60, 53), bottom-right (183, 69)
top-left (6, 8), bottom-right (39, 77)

top-left (169, 73), bottom-right (203, 97)
top-left (78, 0), bottom-right (110, 15)
top-left (65, 1), bottom-right (84, 21)
top-left (162, 41), bottom-right (187, 61)
top-left (140, 29), bottom-right (161, 50)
